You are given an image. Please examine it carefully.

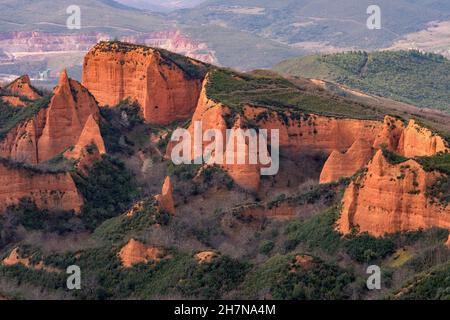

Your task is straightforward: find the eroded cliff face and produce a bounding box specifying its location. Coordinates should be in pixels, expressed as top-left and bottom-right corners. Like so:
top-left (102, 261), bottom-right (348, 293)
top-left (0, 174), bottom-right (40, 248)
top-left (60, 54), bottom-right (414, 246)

top-left (244, 106), bottom-right (383, 156)
top-left (0, 71), bottom-right (104, 164)
top-left (180, 79), bottom-right (261, 191)
top-left (82, 42), bottom-right (205, 125)
top-left (0, 71), bottom-right (105, 214)
top-left (320, 139), bottom-right (375, 184)
top-left (0, 161), bottom-right (83, 213)
top-left (4, 75), bottom-right (40, 100)
top-left (320, 116), bottom-right (450, 183)
top-left (337, 150), bottom-right (450, 236)
top-left (398, 120), bottom-right (449, 157)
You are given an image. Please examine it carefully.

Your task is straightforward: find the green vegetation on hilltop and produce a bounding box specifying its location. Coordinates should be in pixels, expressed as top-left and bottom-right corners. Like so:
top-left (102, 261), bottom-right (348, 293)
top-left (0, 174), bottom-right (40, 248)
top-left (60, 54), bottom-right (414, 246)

top-left (206, 68), bottom-right (385, 121)
top-left (275, 50), bottom-right (450, 113)
top-left (95, 41), bottom-right (211, 80)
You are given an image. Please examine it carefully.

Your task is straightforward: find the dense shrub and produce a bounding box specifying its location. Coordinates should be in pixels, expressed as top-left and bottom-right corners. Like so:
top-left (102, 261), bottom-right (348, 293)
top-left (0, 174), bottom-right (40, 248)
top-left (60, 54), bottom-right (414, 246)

top-left (74, 155), bottom-right (138, 229)
top-left (344, 233), bottom-right (396, 263)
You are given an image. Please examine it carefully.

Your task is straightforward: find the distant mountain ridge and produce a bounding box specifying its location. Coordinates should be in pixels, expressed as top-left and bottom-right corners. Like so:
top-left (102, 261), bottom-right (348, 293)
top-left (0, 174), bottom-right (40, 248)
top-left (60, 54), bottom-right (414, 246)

top-left (114, 0), bottom-right (206, 12)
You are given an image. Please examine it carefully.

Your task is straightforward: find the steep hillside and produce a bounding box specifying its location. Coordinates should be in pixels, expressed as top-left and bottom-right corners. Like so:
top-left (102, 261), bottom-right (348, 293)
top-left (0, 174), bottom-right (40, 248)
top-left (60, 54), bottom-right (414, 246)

top-left (274, 50), bottom-right (450, 113)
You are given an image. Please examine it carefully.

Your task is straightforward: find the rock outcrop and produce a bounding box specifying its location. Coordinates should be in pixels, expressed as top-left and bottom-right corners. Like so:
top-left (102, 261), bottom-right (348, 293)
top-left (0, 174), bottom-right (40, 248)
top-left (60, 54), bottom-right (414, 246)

top-left (195, 251), bottom-right (218, 264)
top-left (0, 71), bottom-right (104, 164)
top-left (337, 150), bottom-right (450, 236)
top-left (155, 176), bottom-right (175, 215)
top-left (37, 70), bottom-right (101, 162)
top-left (320, 139), bottom-right (375, 184)
top-left (4, 75), bottom-right (40, 100)
top-left (0, 160), bottom-right (83, 213)
top-left (320, 116), bottom-right (449, 184)
top-left (82, 42), bottom-right (205, 125)
top-left (64, 114), bottom-right (106, 172)
top-left (244, 106), bottom-right (383, 156)
top-left (118, 239), bottom-right (164, 268)
top-left (2, 248), bottom-right (59, 273)
top-left (1, 95), bottom-right (26, 107)
top-left (397, 120), bottom-right (449, 157)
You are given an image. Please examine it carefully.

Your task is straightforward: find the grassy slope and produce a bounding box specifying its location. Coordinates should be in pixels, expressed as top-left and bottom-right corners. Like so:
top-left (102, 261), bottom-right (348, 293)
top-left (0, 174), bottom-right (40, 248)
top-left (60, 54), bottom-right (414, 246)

top-left (274, 50), bottom-right (450, 113)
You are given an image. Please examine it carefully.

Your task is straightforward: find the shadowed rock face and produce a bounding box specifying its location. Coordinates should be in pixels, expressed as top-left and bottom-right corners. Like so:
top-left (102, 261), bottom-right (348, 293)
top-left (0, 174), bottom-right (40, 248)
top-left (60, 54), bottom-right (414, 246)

top-left (0, 161), bottom-right (83, 214)
top-left (0, 70), bottom-right (104, 164)
top-left (4, 75), bottom-right (41, 100)
top-left (82, 42), bottom-right (204, 125)
top-left (337, 150), bottom-right (450, 237)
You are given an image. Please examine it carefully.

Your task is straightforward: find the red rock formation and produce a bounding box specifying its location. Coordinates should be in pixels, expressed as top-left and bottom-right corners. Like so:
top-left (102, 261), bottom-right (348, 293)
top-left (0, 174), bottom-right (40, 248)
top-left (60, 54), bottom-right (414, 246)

top-left (291, 255), bottom-right (315, 272)
top-left (195, 251), bottom-right (218, 264)
top-left (244, 106), bottom-right (383, 156)
top-left (82, 42), bottom-right (204, 125)
top-left (0, 71), bottom-right (103, 164)
top-left (5, 75), bottom-right (40, 100)
top-left (179, 79), bottom-right (262, 191)
top-left (397, 120), bottom-right (449, 157)
top-left (2, 248), bottom-right (60, 273)
top-left (118, 239), bottom-right (164, 268)
top-left (155, 176), bottom-right (176, 215)
top-left (372, 116), bottom-right (405, 151)
top-left (38, 70), bottom-right (100, 162)
top-left (1, 95), bottom-right (26, 107)
top-left (64, 114), bottom-right (106, 172)
top-left (337, 150), bottom-right (450, 236)
top-left (0, 161), bottom-right (83, 213)
top-left (320, 139), bottom-right (375, 184)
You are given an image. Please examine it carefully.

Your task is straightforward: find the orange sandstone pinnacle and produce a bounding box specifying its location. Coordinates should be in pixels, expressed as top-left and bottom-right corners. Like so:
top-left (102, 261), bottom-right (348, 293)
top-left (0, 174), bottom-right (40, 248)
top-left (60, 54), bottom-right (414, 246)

top-left (155, 176), bottom-right (176, 215)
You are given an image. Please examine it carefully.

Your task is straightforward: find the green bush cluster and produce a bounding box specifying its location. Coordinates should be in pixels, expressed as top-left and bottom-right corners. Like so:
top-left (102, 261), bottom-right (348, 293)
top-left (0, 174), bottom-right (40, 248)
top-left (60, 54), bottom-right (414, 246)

top-left (74, 155), bottom-right (138, 229)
